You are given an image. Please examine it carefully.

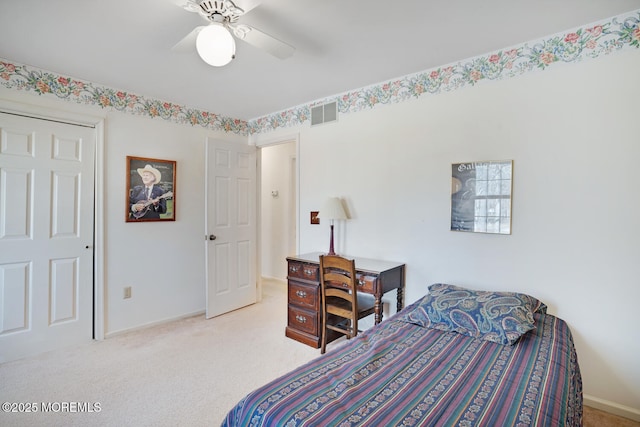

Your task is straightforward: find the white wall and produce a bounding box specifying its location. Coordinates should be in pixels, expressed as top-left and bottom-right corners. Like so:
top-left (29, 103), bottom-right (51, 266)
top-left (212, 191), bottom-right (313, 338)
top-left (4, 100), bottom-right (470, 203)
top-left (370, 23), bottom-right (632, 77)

top-left (253, 50), bottom-right (640, 416)
top-left (260, 141), bottom-right (296, 281)
top-left (103, 113), bottom-right (245, 334)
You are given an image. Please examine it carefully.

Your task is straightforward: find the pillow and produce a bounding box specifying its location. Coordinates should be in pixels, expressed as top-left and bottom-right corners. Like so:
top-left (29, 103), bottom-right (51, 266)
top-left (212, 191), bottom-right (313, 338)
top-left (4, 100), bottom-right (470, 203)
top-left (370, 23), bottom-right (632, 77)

top-left (400, 283), bottom-right (546, 345)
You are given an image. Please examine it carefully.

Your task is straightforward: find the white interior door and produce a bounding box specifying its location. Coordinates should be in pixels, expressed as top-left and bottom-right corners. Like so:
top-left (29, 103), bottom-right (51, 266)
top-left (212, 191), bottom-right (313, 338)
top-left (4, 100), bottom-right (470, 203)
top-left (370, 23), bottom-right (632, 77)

top-left (205, 138), bottom-right (257, 318)
top-left (0, 112), bottom-right (95, 362)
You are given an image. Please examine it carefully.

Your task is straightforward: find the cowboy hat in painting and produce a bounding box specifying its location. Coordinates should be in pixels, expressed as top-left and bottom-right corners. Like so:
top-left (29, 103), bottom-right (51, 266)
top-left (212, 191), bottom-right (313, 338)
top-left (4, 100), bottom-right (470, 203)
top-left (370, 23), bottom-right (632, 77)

top-left (137, 164), bottom-right (161, 183)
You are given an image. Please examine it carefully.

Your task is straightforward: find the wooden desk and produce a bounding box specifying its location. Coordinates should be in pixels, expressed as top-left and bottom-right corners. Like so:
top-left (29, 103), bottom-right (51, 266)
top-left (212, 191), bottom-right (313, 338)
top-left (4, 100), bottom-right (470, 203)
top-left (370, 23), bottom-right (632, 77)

top-left (285, 252), bottom-right (405, 348)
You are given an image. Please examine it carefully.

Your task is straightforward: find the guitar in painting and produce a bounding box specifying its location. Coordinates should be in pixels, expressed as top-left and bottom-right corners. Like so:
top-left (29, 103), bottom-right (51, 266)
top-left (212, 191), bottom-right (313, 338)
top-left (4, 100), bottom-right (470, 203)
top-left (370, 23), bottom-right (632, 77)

top-left (131, 191), bottom-right (173, 219)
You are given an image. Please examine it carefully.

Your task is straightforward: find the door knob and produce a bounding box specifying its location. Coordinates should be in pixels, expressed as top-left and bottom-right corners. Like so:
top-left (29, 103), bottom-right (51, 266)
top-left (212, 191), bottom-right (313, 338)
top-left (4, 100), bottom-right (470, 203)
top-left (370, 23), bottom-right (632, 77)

top-left (209, 234), bottom-right (217, 240)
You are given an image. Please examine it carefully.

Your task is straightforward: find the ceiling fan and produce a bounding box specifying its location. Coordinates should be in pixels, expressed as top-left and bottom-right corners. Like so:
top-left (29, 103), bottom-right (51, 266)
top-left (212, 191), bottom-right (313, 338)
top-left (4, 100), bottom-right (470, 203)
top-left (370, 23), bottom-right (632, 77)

top-left (173, 0), bottom-right (295, 67)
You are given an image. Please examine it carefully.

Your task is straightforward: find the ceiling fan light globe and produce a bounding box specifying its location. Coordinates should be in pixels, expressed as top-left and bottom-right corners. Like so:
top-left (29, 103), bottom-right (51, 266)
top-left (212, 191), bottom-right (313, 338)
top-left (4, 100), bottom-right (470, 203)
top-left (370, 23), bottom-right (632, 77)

top-left (196, 24), bottom-right (236, 67)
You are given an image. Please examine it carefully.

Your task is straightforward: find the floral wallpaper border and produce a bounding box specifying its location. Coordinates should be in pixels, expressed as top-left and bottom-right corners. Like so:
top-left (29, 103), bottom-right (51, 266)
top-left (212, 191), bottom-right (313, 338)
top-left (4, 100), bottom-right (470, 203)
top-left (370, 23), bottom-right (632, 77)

top-left (1, 10), bottom-right (638, 137)
top-left (249, 9), bottom-right (639, 135)
top-left (0, 62), bottom-right (248, 135)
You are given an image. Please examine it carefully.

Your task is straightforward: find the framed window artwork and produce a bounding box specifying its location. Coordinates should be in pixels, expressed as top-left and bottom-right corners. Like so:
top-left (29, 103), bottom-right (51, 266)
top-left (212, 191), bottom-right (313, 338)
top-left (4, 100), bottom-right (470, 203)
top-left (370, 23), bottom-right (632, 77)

top-left (451, 160), bottom-right (512, 234)
top-left (126, 156), bottom-right (176, 222)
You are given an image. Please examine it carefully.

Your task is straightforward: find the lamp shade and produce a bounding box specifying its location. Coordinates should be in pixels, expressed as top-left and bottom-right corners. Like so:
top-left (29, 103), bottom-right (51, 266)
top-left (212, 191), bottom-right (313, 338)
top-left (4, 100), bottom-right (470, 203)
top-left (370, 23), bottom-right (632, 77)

top-left (196, 23), bottom-right (236, 67)
top-left (318, 197), bottom-right (347, 220)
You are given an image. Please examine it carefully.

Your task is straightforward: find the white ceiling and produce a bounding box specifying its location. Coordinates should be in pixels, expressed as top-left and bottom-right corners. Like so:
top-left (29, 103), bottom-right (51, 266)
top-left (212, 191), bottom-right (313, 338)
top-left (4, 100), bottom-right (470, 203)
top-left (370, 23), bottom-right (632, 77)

top-left (1, 0), bottom-right (639, 121)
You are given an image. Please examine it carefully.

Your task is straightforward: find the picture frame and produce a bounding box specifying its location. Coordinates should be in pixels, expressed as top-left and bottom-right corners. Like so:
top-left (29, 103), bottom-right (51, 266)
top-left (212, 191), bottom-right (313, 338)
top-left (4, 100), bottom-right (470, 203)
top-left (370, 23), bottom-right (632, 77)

top-left (126, 156), bottom-right (176, 222)
top-left (450, 160), bottom-right (513, 234)
top-left (311, 211), bottom-right (320, 225)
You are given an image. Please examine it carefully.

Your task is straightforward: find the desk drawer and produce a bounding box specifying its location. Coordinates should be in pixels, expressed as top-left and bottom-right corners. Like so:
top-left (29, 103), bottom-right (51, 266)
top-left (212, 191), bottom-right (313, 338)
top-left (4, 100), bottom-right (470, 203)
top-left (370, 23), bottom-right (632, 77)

top-left (356, 274), bottom-right (376, 293)
top-left (327, 274), bottom-right (376, 293)
top-left (287, 305), bottom-right (318, 336)
top-left (288, 281), bottom-right (318, 310)
top-left (288, 262), bottom-right (319, 281)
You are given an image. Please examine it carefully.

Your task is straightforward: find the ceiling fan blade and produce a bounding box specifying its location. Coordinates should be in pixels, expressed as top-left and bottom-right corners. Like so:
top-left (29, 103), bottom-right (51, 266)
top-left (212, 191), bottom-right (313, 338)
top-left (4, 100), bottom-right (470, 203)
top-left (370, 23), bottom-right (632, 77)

top-left (233, 24), bottom-right (295, 59)
top-left (178, 0), bottom-right (201, 13)
top-left (171, 26), bottom-right (206, 52)
top-left (233, 0), bottom-right (262, 15)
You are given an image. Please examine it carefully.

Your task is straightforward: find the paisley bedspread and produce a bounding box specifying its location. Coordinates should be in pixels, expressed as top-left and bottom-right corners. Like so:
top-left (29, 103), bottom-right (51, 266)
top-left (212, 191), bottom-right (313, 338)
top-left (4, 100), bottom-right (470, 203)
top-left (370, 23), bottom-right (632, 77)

top-left (222, 308), bottom-right (582, 426)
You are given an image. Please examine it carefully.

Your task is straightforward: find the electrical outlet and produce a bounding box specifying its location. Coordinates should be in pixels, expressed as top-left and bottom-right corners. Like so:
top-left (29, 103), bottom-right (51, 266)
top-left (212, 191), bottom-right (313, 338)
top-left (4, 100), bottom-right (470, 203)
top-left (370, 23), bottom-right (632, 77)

top-left (124, 286), bottom-right (132, 299)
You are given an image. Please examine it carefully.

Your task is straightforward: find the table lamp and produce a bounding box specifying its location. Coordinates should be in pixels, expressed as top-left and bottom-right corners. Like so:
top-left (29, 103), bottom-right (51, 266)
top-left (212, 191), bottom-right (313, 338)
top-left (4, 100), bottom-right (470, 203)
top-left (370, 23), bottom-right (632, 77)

top-left (317, 197), bottom-right (348, 255)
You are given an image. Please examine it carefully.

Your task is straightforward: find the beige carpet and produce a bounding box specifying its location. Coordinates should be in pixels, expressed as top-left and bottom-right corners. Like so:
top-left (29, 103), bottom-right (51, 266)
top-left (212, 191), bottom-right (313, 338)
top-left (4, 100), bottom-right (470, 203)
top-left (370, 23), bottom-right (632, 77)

top-left (0, 281), bottom-right (319, 426)
top-left (1, 280), bottom-right (637, 427)
top-left (584, 406), bottom-right (640, 427)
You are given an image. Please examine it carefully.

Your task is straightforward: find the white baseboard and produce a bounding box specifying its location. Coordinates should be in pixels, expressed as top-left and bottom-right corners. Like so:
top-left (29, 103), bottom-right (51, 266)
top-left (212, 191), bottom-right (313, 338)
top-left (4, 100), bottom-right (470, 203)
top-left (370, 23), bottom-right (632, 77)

top-left (584, 394), bottom-right (640, 422)
top-left (104, 310), bottom-right (205, 338)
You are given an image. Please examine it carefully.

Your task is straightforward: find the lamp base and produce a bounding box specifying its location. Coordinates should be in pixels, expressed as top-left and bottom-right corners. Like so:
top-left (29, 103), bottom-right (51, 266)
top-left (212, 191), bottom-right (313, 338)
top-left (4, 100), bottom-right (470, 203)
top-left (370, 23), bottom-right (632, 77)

top-left (328, 223), bottom-right (336, 255)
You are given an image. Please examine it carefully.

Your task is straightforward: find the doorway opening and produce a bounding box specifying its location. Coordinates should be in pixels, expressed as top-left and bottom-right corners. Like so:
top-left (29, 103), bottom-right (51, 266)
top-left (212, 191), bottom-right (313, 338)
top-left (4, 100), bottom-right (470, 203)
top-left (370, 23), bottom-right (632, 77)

top-left (258, 138), bottom-right (298, 285)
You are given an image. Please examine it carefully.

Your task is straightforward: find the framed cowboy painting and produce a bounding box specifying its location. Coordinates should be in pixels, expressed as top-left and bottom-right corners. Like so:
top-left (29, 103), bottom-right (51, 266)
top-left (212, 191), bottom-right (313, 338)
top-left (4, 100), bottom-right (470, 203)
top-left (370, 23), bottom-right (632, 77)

top-left (126, 156), bottom-right (176, 222)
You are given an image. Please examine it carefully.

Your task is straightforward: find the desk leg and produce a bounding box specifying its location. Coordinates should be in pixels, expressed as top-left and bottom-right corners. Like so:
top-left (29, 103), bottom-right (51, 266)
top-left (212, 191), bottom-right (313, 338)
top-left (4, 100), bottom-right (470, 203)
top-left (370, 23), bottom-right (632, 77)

top-left (374, 296), bottom-right (383, 324)
top-left (396, 266), bottom-right (405, 312)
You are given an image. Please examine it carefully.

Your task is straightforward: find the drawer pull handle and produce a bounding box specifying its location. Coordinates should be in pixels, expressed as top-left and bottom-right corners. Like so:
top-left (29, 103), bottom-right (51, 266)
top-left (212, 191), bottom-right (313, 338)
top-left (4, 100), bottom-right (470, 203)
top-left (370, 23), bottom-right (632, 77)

top-left (296, 290), bottom-right (307, 298)
top-left (295, 315), bottom-right (307, 324)
top-left (358, 279), bottom-right (366, 286)
top-left (289, 266), bottom-right (300, 273)
top-left (304, 268), bottom-right (314, 275)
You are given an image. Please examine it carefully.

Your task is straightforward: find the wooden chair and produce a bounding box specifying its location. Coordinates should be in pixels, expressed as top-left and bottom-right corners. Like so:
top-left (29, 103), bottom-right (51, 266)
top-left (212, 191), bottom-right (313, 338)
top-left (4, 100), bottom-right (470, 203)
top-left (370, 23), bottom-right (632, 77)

top-left (319, 255), bottom-right (376, 354)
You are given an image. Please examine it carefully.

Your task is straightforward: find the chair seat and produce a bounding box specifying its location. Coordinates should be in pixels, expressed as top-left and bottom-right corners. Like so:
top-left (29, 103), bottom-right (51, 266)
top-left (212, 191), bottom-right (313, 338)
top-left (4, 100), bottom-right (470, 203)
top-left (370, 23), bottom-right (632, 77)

top-left (326, 293), bottom-right (375, 314)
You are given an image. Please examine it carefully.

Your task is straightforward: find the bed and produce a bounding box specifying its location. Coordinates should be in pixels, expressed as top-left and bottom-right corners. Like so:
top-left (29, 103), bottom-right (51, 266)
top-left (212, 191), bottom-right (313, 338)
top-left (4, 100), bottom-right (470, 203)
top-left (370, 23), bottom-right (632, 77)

top-left (222, 283), bottom-right (582, 426)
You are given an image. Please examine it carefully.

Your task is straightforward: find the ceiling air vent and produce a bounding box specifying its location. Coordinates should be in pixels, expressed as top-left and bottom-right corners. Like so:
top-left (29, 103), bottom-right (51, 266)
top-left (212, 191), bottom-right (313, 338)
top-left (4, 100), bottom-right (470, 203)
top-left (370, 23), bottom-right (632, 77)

top-left (311, 101), bottom-right (338, 126)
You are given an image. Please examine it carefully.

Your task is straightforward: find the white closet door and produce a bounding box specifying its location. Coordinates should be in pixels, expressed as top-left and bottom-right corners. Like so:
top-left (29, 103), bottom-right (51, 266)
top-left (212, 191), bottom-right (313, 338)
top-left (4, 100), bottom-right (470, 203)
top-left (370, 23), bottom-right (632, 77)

top-left (0, 112), bottom-right (95, 362)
